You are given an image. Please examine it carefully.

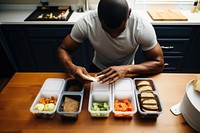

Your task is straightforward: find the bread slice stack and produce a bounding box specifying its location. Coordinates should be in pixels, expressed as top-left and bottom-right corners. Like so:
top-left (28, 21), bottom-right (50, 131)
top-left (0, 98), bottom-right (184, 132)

top-left (136, 81), bottom-right (159, 112)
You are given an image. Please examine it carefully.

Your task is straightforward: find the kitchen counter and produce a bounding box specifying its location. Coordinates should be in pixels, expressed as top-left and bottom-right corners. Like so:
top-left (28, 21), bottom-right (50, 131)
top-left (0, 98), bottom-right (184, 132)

top-left (0, 72), bottom-right (198, 133)
top-left (0, 4), bottom-right (200, 25)
top-left (0, 9), bottom-right (91, 25)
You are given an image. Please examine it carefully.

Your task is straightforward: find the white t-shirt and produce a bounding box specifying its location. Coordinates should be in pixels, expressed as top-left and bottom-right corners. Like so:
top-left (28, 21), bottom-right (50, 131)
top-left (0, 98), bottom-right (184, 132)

top-left (70, 11), bottom-right (157, 70)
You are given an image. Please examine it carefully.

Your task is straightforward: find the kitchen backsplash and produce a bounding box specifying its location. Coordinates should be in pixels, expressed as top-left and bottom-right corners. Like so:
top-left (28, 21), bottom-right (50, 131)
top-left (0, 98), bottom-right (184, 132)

top-left (0, 0), bottom-right (99, 4)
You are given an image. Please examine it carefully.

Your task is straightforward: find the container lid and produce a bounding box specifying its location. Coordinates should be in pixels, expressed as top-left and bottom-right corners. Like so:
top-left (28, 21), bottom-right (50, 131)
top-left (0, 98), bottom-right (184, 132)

top-left (42, 78), bottom-right (65, 92)
top-left (91, 82), bottom-right (110, 92)
top-left (114, 78), bottom-right (133, 91)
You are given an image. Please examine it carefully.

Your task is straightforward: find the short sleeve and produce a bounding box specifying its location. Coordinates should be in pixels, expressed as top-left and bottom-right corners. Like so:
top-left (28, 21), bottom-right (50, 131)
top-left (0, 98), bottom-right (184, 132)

top-left (70, 18), bottom-right (88, 43)
top-left (136, 19), bottom-right (158, 51)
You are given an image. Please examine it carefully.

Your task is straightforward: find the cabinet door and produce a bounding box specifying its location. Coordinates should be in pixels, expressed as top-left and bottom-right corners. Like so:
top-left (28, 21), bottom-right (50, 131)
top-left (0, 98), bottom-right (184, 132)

top-left (183, 26), bottom-right (200, 72)
top-left (0, 27), bottom-right (15, 76)
top-left (135, 26), bottom-right (193, 72)
top-left (24, 25), bottom-right (71, 72)
top-left (164, 56), bottom-right (184, 72)
top-left (25, 25), bottom-right (93, 72)
top-left (2, 25), bottom-right (36, 71)
top-left (2, 25), bottom-right (94, 72)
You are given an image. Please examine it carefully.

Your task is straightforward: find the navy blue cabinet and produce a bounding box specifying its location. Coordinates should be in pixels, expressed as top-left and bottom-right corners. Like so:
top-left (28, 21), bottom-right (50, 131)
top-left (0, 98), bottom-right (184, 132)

top-left (155, 26), bottom-right (193, 72)
top-left (2, 25), bottom-right (36, 71)
top-left (183, 26), bottom-right (200, 72)
top-left (136, 25), bottom-right (194, 72)
top-left (1, 24), bottom-right (200, 73)
top-left (1, 25), bottom-right (93, 72)
top-left (0, 27), bottom-right (15, 76)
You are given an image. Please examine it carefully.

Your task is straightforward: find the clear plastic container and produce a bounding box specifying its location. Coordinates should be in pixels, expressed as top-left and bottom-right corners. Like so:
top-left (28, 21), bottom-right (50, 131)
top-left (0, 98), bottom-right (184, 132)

top-left (112, 78), bottom-right (137, 118)
top-left (113, 78), bottom-right (133, 91)
top-left (133, 78), bottom-right (163, 119)
top-left (113, 93), bottom-right (137, 118)
top-left (88, 93), bottom-right (112, 117)
top-left (89, 82), bottom-right (112, 117)
top-left (30, 78), bottom-right (65, 118)
top-left (90, 81), bottom-right (110, 93)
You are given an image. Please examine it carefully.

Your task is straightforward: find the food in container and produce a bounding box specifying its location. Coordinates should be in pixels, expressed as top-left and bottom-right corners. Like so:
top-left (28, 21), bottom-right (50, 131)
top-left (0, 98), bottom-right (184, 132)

top-left (88, 93), bottom-right (112, 117)
top-left (112, 78), bottom-right (137, 118)
top-left (57, 78), bottom-right (84, 120)
top-left (91, 101), bottom-right (110, 111)
top-left (62, 97), bottom-right (80, 112)
top-left (133, 78), bottom-right (163, 119)
top-left (88, 82), bottom-right (112, 117)
top-left (114, 98), bottom-right (134, 118)
top-left (30, 78), bottom-right (65, 118)
top-left (57, 93), bottom-right (83, 120)
top-left (34, 96), bottom-right (57, 111)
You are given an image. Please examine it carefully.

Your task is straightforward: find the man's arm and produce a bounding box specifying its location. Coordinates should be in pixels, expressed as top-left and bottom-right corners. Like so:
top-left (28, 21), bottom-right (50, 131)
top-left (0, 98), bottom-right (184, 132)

top-left (128, 43), bottom-right (164, 74)
top-left (97, 43), bottom-right (164, 83)
top-left (57, 35), bottom-right (79, 71)
top-left (57, 35), bottom-right (93, 81)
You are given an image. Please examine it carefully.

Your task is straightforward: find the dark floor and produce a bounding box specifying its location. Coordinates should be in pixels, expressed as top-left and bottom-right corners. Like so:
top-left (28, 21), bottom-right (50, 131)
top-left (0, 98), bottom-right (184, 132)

top-left (0, 77), bottom-right (10, 93)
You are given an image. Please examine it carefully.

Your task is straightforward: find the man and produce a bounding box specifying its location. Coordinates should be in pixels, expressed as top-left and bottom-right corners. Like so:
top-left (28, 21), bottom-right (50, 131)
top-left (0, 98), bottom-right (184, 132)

top-left (57, 0), bottom-right (164, 84)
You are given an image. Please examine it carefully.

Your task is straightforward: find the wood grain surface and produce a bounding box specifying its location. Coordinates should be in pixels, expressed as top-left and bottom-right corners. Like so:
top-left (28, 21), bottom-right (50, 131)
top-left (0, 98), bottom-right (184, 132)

top-left (147, 10), bottom-right (188, 21)
top-left (0, 72), bottom-right (198, 133)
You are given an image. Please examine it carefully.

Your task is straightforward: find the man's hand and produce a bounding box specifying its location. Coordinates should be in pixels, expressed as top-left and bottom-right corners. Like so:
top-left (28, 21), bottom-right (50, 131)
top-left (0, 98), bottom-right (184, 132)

top-left (69, 65), bottom-right (95, 83)
top-left (96, 65), bottom-right (129, 84)
top-left (69, 65), bottom-right (103, 83)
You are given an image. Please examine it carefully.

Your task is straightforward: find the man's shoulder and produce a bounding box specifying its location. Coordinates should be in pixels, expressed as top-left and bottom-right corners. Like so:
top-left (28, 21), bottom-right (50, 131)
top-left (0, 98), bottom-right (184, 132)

top-left (129, 11), bottom-right (144, 22)
top-left (129, 11), bottom-right (152, 28)
top-left (82, 10), bottom-right (99, 21)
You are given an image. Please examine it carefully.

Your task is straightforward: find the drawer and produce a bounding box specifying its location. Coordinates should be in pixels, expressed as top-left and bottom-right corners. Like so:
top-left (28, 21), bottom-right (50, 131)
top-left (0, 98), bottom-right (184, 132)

top-left (158, 38), bottom-right (190, 56)
top-left (154, 26), bottom-right (192, 38)
top-left (163, 56), bottom-right (184, 72)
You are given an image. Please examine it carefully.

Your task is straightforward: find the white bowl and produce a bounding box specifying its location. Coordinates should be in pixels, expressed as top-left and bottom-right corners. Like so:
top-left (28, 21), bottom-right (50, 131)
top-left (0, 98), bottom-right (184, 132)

top-left (180, 79), bottom-right (200, 132)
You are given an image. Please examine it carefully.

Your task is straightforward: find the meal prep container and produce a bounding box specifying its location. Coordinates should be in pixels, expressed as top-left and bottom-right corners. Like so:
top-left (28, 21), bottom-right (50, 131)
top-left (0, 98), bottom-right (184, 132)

top-left (133, 78), bottom-right (163, 119)
top-left (57, 78), bottom-right (84, 120)
top-left (88, 82), bottom-right (112, 117)
top-left (63, 78), bottom-right (84, 93)
top-left (88, 93), bottom-right (112, 117)
top-left (57, 93), bottom-right (83, 120)
top-left (112, 78), bottom-right (137, 118)
top-left (30, 78), bottom-right (65, 118)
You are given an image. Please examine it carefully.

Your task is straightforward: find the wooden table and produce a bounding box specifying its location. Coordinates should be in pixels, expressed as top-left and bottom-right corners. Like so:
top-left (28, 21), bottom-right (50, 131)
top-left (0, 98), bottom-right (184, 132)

top-left (0, 72), bottom-right (198, 133)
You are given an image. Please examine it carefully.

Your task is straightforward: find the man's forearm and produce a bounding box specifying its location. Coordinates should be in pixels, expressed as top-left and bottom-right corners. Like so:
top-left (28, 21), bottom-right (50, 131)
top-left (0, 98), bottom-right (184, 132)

top-left (57, 46), bottom-right (75, 73)
top-left (127, 60), bottom-right (164, 75)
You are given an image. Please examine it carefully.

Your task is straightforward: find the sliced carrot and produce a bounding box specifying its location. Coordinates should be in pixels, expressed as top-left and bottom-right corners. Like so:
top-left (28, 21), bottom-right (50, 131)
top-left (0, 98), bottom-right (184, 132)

top-left (114, 98), bottom-right (133, 118)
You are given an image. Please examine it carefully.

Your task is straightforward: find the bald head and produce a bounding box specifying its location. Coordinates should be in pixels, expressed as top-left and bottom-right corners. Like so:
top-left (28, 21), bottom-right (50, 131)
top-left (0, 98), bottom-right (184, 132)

top-left (98, 0), bottom-right (129, 29)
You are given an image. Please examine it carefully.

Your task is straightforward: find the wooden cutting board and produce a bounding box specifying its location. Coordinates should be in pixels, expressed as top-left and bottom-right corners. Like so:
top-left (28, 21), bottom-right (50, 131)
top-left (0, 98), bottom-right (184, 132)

top-left (147, 10), bottom-right (188, 21)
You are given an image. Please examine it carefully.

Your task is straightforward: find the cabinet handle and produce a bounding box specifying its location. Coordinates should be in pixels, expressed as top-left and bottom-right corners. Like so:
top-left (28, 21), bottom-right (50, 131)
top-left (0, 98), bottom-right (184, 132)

top-left (161, 46), bottom-right (174, 49)
top-left (164, 63), bottom-right (169, 66)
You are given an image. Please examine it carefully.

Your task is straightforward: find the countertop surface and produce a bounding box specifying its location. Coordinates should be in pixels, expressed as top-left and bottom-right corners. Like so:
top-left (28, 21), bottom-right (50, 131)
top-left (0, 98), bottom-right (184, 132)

top-left (0, 5), bottom-right (200, 25)
top-left (0, 72), bottom-right (198, 133)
